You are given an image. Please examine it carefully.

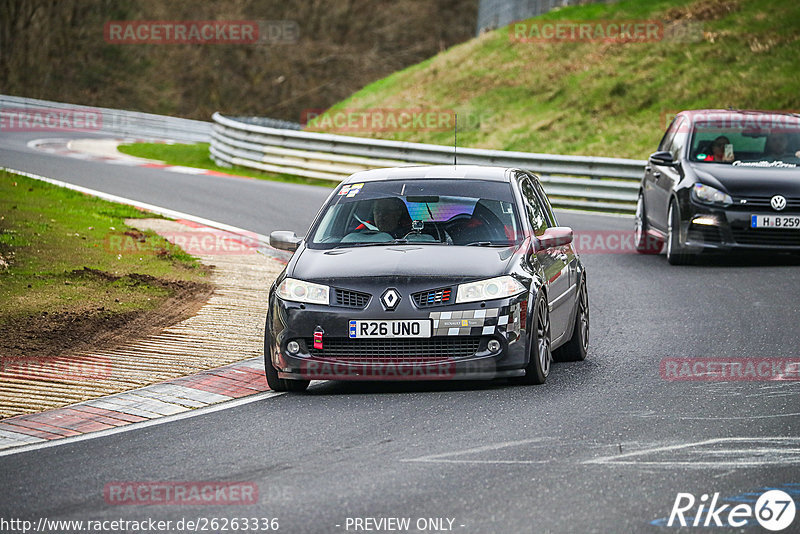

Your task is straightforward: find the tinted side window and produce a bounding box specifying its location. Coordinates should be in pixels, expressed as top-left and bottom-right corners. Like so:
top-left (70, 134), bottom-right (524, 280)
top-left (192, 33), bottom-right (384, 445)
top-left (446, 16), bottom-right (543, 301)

top-left (658, 117), bottom-right (680, 152)
top-left (669, 118), bottom-right (688, 160)
top-left (531, 178), bottom-right (558, 227)
top-left (520, 178), bottom-right (549, 236)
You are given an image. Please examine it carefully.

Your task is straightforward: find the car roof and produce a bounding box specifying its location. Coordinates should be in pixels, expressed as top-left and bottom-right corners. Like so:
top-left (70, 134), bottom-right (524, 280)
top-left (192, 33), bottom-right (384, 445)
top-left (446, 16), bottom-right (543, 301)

top-left (676, 109), bottom-right (800, 122)
top-left (341, 165), bottom-right (521, 184)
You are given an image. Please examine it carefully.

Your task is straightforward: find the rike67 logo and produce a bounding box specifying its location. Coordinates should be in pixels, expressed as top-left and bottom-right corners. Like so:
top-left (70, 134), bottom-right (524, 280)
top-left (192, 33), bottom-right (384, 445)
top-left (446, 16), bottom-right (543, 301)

top-left (667, 489), bottom-right (796, 531)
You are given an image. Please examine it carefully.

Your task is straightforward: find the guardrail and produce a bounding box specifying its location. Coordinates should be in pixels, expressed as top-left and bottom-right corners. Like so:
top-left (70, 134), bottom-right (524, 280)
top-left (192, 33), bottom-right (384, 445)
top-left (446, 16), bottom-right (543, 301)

top-left (210, 112), bottom-right (644, 213)
top-left (1, 94), bottom-right (212, 142)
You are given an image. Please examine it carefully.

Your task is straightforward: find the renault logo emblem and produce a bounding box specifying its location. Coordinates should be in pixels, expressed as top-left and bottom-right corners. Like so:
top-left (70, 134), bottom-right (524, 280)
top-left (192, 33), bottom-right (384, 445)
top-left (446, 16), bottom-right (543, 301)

top-left (770, 195), bottom-right (787, 211)
top-left (381, 288), bottom-right (401, 310)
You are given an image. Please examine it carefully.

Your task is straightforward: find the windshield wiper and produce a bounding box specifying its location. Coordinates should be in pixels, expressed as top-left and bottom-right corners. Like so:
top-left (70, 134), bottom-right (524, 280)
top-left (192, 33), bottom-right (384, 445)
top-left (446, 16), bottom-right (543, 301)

top-left (330, 238), bottom-right (455, 249)
top-left (465, 241), bottom-right (515, 247)
top-left (332, 239), bottom-right (409, 248)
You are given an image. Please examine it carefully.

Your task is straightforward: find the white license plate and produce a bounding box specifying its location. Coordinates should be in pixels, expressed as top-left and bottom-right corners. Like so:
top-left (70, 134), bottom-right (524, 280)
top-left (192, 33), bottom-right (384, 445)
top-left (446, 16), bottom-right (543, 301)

top-left (751, 215), bottom-right (800, 229)
top-left (349, 320), bottom-right (431, 338)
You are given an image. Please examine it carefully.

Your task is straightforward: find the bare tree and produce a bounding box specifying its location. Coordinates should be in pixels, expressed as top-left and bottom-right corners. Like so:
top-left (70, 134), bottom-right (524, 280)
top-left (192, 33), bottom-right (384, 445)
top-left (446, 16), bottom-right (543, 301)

top-left (0, 0), bottom-right (478, 121)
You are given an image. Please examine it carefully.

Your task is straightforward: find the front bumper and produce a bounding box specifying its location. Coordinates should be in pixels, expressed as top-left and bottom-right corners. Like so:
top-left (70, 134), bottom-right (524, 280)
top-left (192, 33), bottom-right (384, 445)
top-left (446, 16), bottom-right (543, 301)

top-left (267, 295), bottom-right (530, 381)
top-left (682, 200), bottom-right (800, 251)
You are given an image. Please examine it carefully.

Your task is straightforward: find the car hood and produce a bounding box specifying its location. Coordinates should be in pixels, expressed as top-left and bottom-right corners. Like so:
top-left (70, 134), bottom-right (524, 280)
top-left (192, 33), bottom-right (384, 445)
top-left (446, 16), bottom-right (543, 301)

top-left (689, 163), bottom-right (800, 197)
top-left (290, 244), bottom-right (520, 283)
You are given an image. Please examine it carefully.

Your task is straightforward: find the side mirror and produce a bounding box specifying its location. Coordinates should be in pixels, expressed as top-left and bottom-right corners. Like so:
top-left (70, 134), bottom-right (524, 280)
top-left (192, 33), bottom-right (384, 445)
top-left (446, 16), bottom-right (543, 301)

top-left (534, 226), bottom-right (573, 251)
top-left (649, 150), bottom-right (676, 167)
top-left (270, 230), bottom-right (302, 252)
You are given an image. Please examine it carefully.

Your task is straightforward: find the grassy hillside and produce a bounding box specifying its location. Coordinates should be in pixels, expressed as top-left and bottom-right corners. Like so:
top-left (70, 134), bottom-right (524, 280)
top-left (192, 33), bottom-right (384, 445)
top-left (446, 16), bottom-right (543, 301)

top-left (311, 0), bottom-right (800, 159)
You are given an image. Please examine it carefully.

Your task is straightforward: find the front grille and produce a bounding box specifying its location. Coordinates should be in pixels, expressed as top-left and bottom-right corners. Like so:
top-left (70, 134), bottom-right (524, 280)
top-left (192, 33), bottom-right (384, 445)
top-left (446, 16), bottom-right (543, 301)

top-left (731, 228), bottom-right (800, 247)
top-left (733, 196), bottom-right (800, 211)
top-left (333, 288), bottom-right (371, 309)
top-left (412, 287), bottom-right (453, 308)
top-left (306, 337), bottom-right (482, 363)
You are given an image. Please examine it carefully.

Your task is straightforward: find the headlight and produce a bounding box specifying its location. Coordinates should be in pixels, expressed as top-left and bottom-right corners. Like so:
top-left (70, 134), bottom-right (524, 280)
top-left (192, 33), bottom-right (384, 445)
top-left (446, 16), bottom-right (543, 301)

top-left (693, 183), bottom-right (732, 205)
top-left (456, 276), bottom-right (526, 304)
top-left (277, 278), bottom-right (329, 305)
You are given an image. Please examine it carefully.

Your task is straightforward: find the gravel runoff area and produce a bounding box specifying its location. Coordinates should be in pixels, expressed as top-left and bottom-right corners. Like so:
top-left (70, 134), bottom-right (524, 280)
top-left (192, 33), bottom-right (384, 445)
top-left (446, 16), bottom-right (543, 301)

top-left (0, 218), bottom-right (284, 419)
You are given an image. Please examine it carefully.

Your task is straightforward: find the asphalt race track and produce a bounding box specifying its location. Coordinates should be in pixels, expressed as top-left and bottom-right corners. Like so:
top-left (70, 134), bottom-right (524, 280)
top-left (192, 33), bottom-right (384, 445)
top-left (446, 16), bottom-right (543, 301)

top-left (1, 131), bottom-right (799, 533)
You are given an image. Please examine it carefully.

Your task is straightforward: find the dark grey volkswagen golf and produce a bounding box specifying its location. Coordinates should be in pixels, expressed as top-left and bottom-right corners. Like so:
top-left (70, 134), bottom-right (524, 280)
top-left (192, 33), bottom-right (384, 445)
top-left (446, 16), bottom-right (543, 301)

top-left (636, 109), bottom-right (800, 264)
top-left (265, 165), bottom-right (588, 392)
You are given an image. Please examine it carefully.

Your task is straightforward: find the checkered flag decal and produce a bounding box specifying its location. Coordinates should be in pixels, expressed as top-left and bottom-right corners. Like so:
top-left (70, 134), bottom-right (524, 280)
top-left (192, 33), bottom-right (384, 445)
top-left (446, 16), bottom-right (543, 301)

top-left (429, 304), bottom-right (521, 337)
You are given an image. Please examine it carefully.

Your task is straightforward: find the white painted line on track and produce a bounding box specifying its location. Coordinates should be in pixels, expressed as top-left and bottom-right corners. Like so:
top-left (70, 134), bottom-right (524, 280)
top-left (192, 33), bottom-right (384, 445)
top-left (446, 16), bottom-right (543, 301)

top-left (401, 437), bottom-right (800, 468)
top-left (584, 437), bottom-right (800, 468)
top-left (0, 391), bottom-right (285, 458)
top-left (1, 166), bottom-right (271, 244)
top-left (631, 411), bottom-right (800, 420)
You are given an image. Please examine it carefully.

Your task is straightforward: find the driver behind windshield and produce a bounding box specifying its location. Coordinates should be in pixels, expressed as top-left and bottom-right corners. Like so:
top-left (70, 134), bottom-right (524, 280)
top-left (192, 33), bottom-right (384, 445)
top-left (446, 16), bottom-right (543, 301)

top-left (372, 197), bottom-right (413, 238)
top-left (708, 136), bottom-right (732, 162)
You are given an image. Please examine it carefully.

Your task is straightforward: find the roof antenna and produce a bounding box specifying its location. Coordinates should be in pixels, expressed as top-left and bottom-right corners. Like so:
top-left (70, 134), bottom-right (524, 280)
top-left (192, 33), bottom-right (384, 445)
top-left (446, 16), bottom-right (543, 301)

top-left (453, 113), bottom-right (458, 166)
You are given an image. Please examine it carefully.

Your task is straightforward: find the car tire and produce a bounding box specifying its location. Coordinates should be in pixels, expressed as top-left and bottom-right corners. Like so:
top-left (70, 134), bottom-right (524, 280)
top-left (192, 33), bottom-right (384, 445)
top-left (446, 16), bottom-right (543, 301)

top-left (264, 318), bottom-right (310, 393)
top-left (634, 193), bottom-right (663, 254)
top-left (666, 200), bottom-right (692, 265)
top-left (265, 360), bottom-right (310, 392)
top-left (553, 277), bottom-right (589, 362)
top-left (510, 294), bottom-right (551, 385)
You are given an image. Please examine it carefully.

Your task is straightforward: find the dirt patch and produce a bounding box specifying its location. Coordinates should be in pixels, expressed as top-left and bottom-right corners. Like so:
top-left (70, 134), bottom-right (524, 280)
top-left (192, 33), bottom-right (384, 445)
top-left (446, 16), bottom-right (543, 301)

top-left (664, 0), bottom-right (740, 21)
top-left (0, 270), bottom-right (213, 360)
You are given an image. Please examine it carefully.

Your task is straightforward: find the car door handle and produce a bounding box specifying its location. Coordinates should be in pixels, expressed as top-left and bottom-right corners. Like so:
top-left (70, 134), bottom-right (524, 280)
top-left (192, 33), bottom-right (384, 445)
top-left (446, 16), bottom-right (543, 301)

top-left (653, 171), bottom-right (662, 179)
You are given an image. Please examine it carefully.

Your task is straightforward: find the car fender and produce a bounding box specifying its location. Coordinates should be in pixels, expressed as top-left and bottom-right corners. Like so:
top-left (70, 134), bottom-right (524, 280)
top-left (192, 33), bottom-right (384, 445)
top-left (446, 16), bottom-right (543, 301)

top-left (523, 274), bottom-right (547, 366)
top-left (668, 191), bottom-right (694, 246)
top-left (557, 264), bottom-right (585, 349)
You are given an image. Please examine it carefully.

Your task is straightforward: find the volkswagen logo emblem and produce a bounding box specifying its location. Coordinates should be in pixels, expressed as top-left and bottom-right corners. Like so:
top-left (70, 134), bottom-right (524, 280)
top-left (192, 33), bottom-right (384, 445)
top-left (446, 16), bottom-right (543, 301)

top-left (381, 288), bottom-right (401, 310)
top-left (770, 195), bottom-right (787, 211)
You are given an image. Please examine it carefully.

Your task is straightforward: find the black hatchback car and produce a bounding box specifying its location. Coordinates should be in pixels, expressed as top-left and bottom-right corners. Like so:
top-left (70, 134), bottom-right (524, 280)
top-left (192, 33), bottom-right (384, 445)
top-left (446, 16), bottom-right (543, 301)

top-left (265, 165), bottom-right (588, 392)
top-left (635, 109), bottom-right (800, 264)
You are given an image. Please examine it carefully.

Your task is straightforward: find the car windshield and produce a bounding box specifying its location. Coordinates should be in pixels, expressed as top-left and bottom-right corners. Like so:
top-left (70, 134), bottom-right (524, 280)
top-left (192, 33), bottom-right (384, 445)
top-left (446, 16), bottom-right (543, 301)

top-left (689, 114), bottom-right (800, 167)
top-left (307, 178), bottom-right (523, 249)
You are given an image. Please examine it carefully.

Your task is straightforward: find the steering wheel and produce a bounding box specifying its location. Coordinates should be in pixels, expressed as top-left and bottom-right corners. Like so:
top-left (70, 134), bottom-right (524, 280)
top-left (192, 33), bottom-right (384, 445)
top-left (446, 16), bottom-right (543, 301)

top-left (403, 220), bottom-right (449, 243)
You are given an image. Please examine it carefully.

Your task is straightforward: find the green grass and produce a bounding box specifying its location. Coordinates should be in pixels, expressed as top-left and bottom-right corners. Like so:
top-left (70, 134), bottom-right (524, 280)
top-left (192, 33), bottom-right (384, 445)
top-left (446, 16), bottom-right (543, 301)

top-left (0, 170), bottom-right (209, 324)
top-left (117, 142), bottom-right (336, 189)
top-left (310, 0), bottom-right (800, 159)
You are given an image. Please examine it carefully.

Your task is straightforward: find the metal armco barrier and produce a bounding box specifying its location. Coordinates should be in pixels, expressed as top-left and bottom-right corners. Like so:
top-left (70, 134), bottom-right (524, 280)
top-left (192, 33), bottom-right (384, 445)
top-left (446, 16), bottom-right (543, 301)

top-left (211, 112), bottom-right (644, 213)
top-left (0, 94), bottom-right (212, 142)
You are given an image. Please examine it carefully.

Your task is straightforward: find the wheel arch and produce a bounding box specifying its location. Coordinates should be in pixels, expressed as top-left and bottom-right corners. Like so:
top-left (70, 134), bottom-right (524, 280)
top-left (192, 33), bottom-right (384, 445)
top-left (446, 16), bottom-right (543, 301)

top-left (523, 287), bottom-right (548, 366)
